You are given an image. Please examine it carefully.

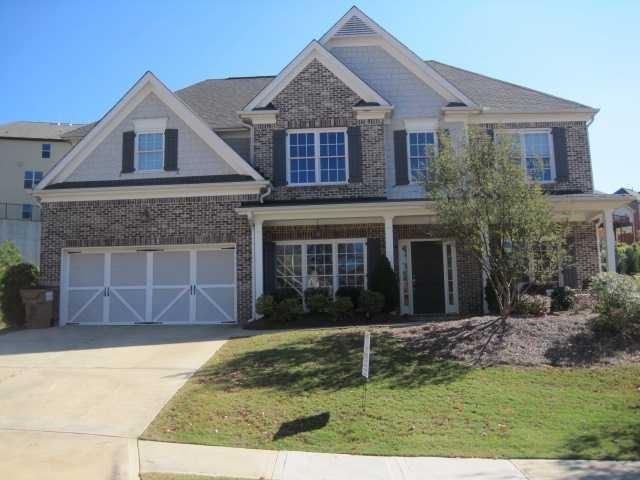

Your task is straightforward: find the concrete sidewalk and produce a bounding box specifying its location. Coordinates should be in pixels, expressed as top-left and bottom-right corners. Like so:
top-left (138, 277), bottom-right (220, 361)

top-left (139, 440), bottom-right (640, 480)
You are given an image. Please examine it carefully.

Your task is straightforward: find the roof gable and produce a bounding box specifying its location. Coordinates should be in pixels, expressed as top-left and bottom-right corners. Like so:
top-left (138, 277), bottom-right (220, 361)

top-left (38, 71), bottom-right (264, 190)
top-left (320, 7), bottom-right (476, 107)
top-left (242, 41), bottom-right (390, 112)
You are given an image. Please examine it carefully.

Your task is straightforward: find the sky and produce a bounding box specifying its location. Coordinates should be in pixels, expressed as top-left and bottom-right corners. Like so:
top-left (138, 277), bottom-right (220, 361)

top-left (1, 0), bottom-right (638, 193)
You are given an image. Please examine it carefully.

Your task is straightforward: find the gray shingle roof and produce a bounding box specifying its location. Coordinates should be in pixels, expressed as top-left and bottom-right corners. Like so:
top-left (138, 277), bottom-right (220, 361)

top-left (426, 60), bottom-right (596, 113)
top-left (0, 121), bottom-right (83, 140)
top-left (66, 60), bottom-right (597, 141)
top-left (175, 76), bottom-right (274, 130)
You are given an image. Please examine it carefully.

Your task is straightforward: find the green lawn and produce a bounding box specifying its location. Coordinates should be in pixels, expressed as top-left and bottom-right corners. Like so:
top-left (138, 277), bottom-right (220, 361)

top-left (143, 327), bottom-right (640, 460)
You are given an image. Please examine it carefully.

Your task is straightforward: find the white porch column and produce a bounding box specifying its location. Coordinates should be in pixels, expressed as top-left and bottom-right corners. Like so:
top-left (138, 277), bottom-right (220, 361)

top-left (384, 215), bottom-right (394, 268)
top-left (253, 218), bottom-right (264, 314)
top-left (604, 209), bottom-right (616, 273)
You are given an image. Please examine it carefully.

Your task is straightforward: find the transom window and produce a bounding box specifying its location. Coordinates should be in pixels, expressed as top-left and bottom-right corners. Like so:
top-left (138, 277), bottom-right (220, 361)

top-left (41, 143), bottom-right (51, 159)
top-left (275, 240), bottom-right (366, 297)
top-left (136, 132), bottom-right (164, 171)
top-left (287, 130), bottom-right (347, 185)
top-left (502, 130), bottom-right (555, 182)
top-left (23, 170), bottom-right (43, 189)
top-left (408, 131), bottom-right (436, 182)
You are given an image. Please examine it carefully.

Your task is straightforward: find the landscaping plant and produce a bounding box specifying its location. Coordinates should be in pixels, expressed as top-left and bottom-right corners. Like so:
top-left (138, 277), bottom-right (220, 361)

top-left (0, 262), bottom-right (39, 326)
top-left (590, 272), bottom-right (640, 335)
top-left (513, 294), bottom-right (551, 317)
top-left (369, 255), bottom-right (399, 312)
top-left (550, 286), bottom-right (576, 311)
top-left (332, 296), bottom-right (354, 321)
top-left (255, 294), bottom-right (275, 318)
top-left (358, 290), bottom-right (385, 318)
top-left (0, 241), bottom-right (22, 282)
top-left (335, 286), bottom-right (363, 309)
top-left (428, 128), bottom-right (568, 316)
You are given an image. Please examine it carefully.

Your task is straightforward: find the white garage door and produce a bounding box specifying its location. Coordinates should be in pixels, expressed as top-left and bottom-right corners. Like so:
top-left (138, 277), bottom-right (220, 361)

top-left (62, 246), bottom-right (236, 325)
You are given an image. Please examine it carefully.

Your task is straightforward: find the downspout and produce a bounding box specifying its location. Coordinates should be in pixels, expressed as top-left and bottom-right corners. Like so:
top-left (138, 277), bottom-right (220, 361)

top-left (259, 183), bottom-right (272, 203)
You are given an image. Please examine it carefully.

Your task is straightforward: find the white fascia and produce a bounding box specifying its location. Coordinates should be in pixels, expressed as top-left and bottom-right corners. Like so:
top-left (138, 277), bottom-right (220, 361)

top-left (34, 180), bottom-right (268, 203)
top-left (241, 40), bottom-right (390, 113)
top-left (36, 71), bottom-right (264, 190)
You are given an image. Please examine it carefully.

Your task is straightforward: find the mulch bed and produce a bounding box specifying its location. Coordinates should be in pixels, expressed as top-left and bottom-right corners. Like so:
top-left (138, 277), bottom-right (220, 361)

top-left (391, 312), bottom-right (640, 367)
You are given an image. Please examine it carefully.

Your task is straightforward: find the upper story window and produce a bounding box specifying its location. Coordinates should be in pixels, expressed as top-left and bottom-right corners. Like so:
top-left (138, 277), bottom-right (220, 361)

top-left (287, 130), bottom-right (347, 185)
top-left (136, 132), bottom-right (164, 171)
top-left (408, 131), bottom-right (436, 183)
top-left (24, 170), bottom-right (43, 189)
top-left (22, 204), bottom-right (33, 220)
top-left (502, 130), bottom-right (555, 182)
top-left (41, 143), bottom-right (51, 159)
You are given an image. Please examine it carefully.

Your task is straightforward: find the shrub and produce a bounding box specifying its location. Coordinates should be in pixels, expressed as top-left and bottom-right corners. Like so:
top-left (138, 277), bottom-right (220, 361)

top-left (303, 287), bottom-right (331, 303)
top-left (255, 294), bottom-right (275, 318)
top-left (359, 290), bottom-right (385, 318)
top-left (551, 286), bottom-right (576, 311)
top-left (335, 286), bottom-right (363, 309)
top-left (590, 272), bottom-right (640, 334)
top-left (333, 296), bottom-right (354, 321)
top-left (513, 294), bottom-right (551, 317)
top-left (273, 297), bottom-right (303, 323)
top-left (272, 288), bottom-right (301, 303)
top-left (369, 255), bottom-right (399, 312)
top-left (0, 263), bottom-right (39, 327)
top-left (616, 243), bottom-right (640, 275)
top-left (307, 293), bottom-right (331, 315)
top-left (0, 241), bottom-right (22, 282)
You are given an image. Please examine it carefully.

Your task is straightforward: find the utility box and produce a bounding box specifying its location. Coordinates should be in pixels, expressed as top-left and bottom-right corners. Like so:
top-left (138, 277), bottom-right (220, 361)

top-left (20, 289), bottom-right (54, 329)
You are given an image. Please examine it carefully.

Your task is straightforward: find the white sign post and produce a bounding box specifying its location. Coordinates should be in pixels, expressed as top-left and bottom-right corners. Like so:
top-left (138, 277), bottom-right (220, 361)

top-left (362, 332), bottom-right (371, 412)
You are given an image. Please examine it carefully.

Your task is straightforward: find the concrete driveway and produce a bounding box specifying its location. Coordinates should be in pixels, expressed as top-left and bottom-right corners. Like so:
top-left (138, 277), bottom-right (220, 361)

top-left (0, 325), bottom-right (239, 479)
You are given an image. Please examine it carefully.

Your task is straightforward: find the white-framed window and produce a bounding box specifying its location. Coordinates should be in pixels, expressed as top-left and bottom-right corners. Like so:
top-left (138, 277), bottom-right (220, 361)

top-left (287, 129), bottom-right (348, 185)
top-left (23, 170), bottom-right (43, 189)
top-left (41, 143), bottom-right (51, 159)
top-left (407, 131), bottom-right (436, 183)
top-left (275, 239), bottom-right (366, 296)
top-left (500, 129), bottom-right (556, 182)
top-left (136, 132), bottom-right (164, 171)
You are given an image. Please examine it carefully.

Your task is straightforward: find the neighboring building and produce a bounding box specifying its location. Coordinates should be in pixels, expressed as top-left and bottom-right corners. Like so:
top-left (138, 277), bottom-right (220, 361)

top-left (34, 7), bottom-right (629, 326)
top-left (612, 187), bottom-right (639, 244)
top-left (0, 122), bottom-right (80, 263)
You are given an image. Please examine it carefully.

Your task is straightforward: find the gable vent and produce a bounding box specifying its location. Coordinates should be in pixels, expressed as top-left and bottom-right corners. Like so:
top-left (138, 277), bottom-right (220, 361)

top-left (335, 16), bottom-right (376, 36)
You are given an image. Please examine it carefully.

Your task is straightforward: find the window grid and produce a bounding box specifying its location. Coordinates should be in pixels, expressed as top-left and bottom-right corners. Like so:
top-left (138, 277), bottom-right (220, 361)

top-left (274, 241), bottom-right (366, 296)
top-left (23, 170), bottom-right (43, 189)
top-left (446, 244), bottom-right (454, 306)
top-left (408, 132), bottom-right (436, 183)
top-left (22, 204), bottom-right (32, 220)
top-left (306, 244), bottom-right (333, 291)
top-left (137, 132), bottom-right (164, 171)
top-left (337, 242), bottom-right (365, 288)
top-left (289, 133), bottom-right (316, 184)
top-left (319, 132), bottom-right (346, 183)
top-left (41, 143), bottom-right (51, 159)
top-left (288, 130), bottom-right (347, 185)
top-left (275, 244), bottom-right (303, 295)
top-left (501, 131), bottom-right (554, 182)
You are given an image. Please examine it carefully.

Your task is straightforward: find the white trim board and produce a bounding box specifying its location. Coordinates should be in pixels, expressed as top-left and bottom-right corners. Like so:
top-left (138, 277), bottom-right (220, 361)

top-left (242, 40), bottom-right (390, 112)
top-left (320, 7), bottom-right (476, 107)
top-left (36, 71), bottom-right (264, 190)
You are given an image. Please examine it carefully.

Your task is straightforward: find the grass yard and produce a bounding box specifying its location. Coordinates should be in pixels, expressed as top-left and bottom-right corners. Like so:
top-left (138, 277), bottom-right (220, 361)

top-left (143, 326), bottom-right (640, 460)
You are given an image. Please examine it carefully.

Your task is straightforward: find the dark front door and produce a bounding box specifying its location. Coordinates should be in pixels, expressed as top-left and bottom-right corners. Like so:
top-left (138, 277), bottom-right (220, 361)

top-left (411, 241), bottom-right (445, 314)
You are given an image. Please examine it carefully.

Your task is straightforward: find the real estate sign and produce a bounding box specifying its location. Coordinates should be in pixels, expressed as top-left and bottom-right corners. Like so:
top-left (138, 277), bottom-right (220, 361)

top-left (362, 332), bottom-right (370, 379)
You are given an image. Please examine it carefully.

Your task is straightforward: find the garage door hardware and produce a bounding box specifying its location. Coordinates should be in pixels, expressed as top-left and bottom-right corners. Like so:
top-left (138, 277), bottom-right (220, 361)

top-left (103, 287), bottom-right (111, 297)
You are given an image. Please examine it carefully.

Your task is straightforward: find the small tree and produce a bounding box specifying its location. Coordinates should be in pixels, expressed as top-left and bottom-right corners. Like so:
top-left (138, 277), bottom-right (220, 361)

top-left (428, 127), bottom-right (568, 316)
top-left (0, 241), bottom-right (22, 281)
top-left (369, 255), bottom-right (399, 312)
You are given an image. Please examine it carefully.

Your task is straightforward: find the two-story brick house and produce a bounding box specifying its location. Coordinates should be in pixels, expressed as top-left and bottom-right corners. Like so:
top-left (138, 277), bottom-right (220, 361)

top-left (34, 7), bottom-right (628, 325)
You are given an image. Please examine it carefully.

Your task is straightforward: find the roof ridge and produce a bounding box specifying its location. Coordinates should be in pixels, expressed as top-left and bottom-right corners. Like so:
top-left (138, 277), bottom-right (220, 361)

top-left (426, 59), bottom-right (595, 111)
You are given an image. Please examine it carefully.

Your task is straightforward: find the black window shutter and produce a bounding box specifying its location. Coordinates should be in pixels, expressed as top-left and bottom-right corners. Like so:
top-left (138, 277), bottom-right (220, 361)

top-left (121, 131), bottom-right (135, 173)
top-left (366, 237), bottom-right (381, 288)
top-left (394, 130), bottom-right (409, 185)
top-left (272, 130), bottom-right (287, 186)
top-left (552, 127), bottom-right (569, 182)
top-left (347, 126), bottom-right (362, 183)
top-left (263, 240), bottom-right (276, 295)
top-left (164, 129), bottom-right (178, 171)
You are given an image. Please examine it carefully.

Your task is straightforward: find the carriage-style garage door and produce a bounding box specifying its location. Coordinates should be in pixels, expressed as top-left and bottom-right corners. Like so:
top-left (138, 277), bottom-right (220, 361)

top-left (61, 245), bottom-right (236, 325)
